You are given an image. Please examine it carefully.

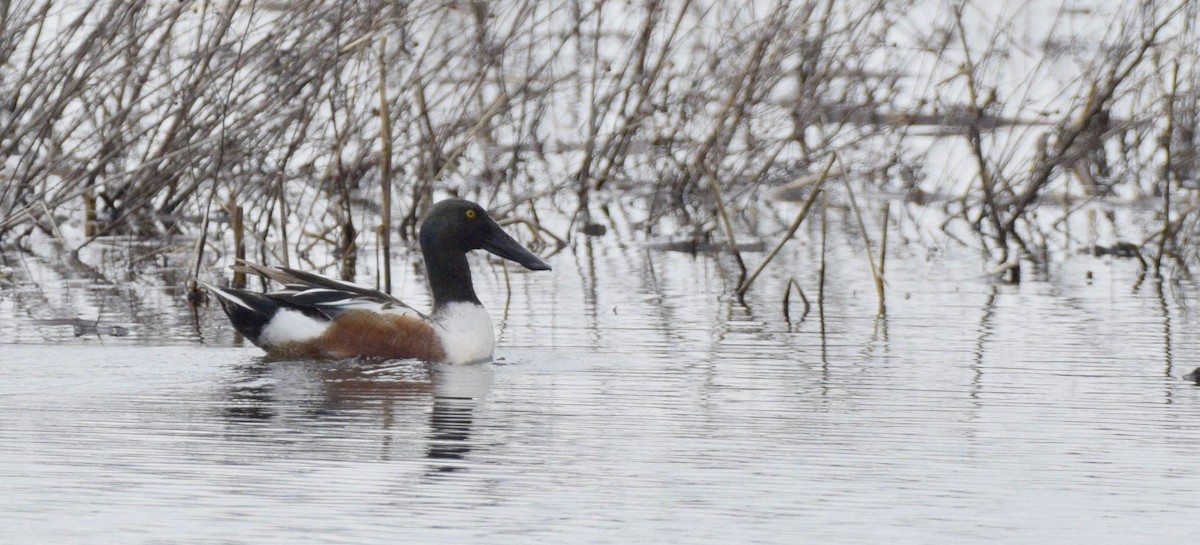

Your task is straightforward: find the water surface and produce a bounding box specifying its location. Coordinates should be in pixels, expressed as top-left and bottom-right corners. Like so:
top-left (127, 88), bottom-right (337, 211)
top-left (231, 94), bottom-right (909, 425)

top-left (3, 235), bottom-right (1200, 544)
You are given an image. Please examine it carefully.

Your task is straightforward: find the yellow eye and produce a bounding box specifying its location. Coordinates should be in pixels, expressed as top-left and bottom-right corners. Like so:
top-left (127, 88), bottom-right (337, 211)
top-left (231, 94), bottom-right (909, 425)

top-left (465, 210), bottom-right (477, 219)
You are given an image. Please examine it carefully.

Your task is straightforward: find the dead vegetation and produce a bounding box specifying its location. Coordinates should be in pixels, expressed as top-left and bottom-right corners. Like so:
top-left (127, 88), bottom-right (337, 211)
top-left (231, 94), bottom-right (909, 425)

top-left (0, 0), bottom-right (1196, 301)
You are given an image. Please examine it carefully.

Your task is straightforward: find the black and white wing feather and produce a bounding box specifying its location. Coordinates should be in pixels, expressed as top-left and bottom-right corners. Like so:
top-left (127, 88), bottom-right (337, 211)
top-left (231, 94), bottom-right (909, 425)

top-left (232, 260), bottom-right (429, 320)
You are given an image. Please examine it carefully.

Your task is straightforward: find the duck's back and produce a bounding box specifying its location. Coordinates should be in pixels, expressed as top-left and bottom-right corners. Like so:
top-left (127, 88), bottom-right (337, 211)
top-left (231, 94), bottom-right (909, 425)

top-left (205, 262), bottom-right (448, 361)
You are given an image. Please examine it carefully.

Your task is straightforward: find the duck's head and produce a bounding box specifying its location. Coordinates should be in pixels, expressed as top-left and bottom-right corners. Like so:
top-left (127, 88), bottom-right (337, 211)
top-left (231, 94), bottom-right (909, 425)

top-left (419, 198), bottom-right (551, 271)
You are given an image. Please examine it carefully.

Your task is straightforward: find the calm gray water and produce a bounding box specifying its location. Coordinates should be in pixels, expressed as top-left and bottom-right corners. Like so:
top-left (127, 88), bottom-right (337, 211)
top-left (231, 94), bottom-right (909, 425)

top-left (3, 232), bottom-right (1200, 544)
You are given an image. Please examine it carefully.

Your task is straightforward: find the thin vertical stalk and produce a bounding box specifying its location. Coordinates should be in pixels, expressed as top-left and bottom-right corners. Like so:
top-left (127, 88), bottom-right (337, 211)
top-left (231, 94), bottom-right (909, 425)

top-left (188, 185), bottom-right (217, 306)
top-left (231, 201), bottom-right (245, 290)
top-left (878, 202), bottom-right (889, 293)
top-left (276, 176), bottom-right (290, 268)
top-left (818, 193), bottom-right (828, 310)
top-left (837, 155), bottom-right (884, 310)
top-left (1153, 61), bottom-right (1179, 276)
top-left (378, 37), bottom-right (393, 294)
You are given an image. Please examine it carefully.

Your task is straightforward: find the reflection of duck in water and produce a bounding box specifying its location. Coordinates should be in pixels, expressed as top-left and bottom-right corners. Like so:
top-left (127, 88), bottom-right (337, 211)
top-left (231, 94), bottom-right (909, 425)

top-left (205, 199), bottom-right (550, 363)
top-left (1185, 367), bottom-right (1200, 383)
top-left (426, 364), bottom-right (494, 471)
top-left (221, 357), bottom-right (494, 472)
top-left (223, 359), bottom-right (436, 421)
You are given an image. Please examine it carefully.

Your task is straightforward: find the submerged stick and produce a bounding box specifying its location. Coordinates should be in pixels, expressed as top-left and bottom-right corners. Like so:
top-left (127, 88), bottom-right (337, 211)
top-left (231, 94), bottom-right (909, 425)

top-left (782, 277), bottom-right (810, 321)
top-left (736, 156), bottom-right (835, 299)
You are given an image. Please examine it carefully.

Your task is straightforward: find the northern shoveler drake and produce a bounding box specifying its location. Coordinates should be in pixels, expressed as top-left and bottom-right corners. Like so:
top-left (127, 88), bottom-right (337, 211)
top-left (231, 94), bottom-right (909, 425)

top-left (204, 198), bottom-right (551, 364)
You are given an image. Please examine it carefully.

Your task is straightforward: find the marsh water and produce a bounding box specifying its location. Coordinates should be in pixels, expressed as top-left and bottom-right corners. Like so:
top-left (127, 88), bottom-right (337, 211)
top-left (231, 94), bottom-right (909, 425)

top-left (3, 224), bottom-right (1200, 544)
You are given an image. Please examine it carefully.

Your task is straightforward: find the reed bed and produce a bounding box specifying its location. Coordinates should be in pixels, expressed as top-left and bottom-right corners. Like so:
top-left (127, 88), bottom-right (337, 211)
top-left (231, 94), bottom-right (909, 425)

top-left (0, 0), bottom-right (1196, 299)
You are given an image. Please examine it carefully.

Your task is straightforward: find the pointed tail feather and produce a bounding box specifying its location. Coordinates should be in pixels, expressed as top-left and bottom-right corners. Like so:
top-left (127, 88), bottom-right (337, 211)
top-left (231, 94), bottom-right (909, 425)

top-left (201, 282), bottom-right (282, 345)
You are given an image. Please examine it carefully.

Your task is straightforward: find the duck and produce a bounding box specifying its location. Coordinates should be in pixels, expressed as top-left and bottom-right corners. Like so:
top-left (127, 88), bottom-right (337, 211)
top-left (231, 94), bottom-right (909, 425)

top-left (203, 198), bottom-right (551, 364)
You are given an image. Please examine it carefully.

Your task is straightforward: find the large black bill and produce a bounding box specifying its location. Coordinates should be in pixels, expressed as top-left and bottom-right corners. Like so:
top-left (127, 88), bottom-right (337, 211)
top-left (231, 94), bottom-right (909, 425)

top-left (481, 226), bottom-right (552, 271)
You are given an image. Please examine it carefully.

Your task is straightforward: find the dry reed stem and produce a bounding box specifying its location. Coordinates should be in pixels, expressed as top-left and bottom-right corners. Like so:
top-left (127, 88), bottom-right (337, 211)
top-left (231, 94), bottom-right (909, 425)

top-left (232, 202), bottom-right (246, 290)
top-left (818, 193), bottom-right (828, 311)
top-left (836, 154), bottom-right (885, 310)
top-left (1153, 61), bottom-right (1179, 276)
top-left (701, 161), bottom-right (747, 288)
top-left (878, 202), bottom-right (889, 291)
top-left (378, 36), bottom-right (393, 294)
top-left (736, 155), bottom-right (835, 299)
top-left (187, 185), bottom-right (216, 305)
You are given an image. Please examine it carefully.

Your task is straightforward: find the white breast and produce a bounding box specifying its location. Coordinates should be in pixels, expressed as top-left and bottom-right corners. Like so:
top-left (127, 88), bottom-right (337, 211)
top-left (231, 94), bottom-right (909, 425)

top-left (433, 302), bottom-right (495, 364)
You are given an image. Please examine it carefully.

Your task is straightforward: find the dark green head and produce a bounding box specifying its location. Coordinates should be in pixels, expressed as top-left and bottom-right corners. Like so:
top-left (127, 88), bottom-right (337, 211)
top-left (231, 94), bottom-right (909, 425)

top-left (418, 199), bottom-right (551, 271)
